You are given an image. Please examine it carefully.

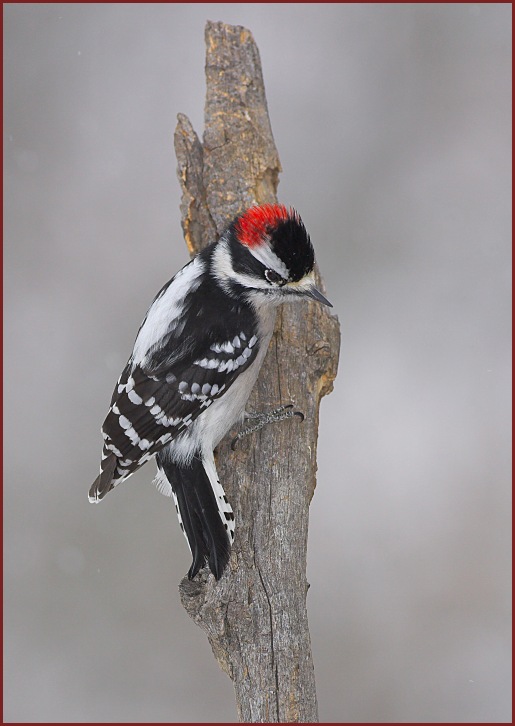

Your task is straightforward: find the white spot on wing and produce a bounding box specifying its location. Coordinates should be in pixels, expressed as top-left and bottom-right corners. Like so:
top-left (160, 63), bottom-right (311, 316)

top-left (123, 425), bottom-right (140, 445)
top-left (127, 389), bottom-right (142, 405)
top-left (211, 340), bottom-right (235, 354)
top-left (194, 357), bottom-right (221, 369)
top-left (107, 444), bottom-right (123, 458)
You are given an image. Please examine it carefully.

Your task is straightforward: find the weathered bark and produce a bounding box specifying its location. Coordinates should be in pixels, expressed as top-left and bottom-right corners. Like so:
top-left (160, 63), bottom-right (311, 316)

top-left (173, 21), bottom-right (340, 723)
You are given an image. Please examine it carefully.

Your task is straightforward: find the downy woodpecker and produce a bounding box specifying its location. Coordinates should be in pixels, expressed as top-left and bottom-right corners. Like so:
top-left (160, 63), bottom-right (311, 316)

top-left (89, 204), bottom-right (331, 580)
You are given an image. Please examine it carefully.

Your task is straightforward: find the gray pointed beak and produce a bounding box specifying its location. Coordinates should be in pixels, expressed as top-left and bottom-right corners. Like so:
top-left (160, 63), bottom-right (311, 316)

top-left (303, 285), bottom-right (333, 307)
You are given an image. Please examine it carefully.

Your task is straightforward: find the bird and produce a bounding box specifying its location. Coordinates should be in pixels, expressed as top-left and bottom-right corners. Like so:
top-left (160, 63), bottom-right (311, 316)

top-left (89, 204), bottom-right (332, 580)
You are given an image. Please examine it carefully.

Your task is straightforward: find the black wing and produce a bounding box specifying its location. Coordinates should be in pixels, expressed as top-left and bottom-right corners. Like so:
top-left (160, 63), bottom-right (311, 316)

top-left (89, 327), bottom-right (259, 501)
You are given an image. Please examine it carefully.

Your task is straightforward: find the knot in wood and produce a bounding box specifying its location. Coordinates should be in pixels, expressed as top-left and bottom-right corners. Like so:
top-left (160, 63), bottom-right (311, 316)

top-left (306, 340), bottom-right (331, 357)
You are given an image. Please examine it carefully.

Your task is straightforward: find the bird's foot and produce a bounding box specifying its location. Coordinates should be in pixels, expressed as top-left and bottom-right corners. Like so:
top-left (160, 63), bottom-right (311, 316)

top-left (231, 404), bottom-right (304, 450)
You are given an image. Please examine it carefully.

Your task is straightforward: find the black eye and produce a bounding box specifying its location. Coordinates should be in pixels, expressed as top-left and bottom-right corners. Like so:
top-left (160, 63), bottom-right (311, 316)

top-left (264, 269), bottom-right (285, 285)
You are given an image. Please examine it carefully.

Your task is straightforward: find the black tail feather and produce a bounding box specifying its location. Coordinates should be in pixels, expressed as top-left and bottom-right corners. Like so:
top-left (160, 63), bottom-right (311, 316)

top-left (89, 454), bottom-right (117, 502)
top-left (172, 470), bottom-right (210, 579)
top-left (157, 454), bottom-right (231, 580)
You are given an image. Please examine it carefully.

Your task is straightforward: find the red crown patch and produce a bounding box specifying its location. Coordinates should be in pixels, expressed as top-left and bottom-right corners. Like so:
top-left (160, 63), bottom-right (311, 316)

top-left (236, 204), bottom-right (296, 248)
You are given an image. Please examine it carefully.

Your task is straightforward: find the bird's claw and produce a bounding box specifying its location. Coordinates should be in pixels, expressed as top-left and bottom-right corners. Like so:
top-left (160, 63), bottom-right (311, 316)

top-left (231, 403), bottom-right (305, 449)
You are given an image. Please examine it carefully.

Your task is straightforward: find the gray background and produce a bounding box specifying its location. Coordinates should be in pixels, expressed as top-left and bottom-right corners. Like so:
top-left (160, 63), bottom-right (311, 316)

top-left (4, 3), bottom-right (511, 723)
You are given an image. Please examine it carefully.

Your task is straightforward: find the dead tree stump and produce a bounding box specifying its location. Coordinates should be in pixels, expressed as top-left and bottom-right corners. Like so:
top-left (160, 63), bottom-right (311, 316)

top-left (173, 21), bottom-right (340, 723)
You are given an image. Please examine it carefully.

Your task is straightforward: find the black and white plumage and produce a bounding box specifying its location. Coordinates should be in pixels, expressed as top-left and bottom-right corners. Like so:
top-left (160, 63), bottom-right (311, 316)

top-left (89, 204), bottom-right (331, 580)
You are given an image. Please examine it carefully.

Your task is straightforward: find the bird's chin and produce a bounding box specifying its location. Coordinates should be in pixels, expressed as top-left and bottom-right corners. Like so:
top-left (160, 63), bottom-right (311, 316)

top-left (247, 289), bottom-right (287, 309)
top-left (248, 286), bottom-right (330, 309)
